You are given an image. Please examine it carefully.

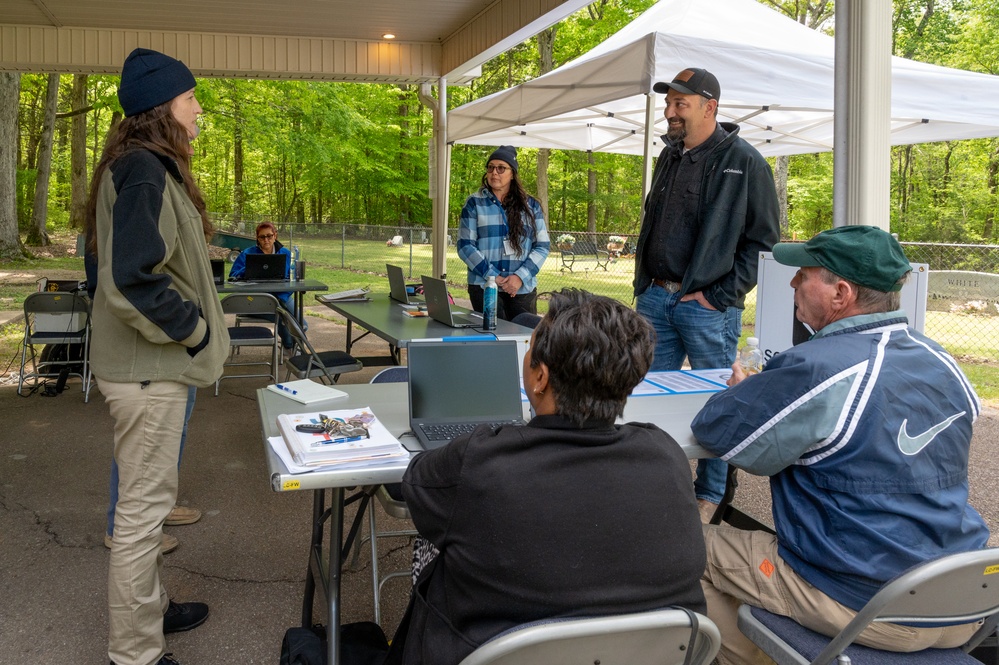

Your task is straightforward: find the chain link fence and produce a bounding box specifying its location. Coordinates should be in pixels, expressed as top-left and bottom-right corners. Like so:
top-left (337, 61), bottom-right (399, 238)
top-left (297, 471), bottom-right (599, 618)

top-left (212, 218), bottom-right (998, 364)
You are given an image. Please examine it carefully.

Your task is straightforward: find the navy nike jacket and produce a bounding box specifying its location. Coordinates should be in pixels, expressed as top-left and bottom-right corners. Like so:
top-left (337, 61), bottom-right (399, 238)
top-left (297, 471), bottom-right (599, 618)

top-left (692, 310), bottom-right (989, 610)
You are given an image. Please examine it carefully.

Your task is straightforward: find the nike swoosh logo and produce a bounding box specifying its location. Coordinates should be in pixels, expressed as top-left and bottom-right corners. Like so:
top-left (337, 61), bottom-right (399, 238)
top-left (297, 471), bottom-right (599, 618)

top-left (897, 412), bottom-right (965, 455)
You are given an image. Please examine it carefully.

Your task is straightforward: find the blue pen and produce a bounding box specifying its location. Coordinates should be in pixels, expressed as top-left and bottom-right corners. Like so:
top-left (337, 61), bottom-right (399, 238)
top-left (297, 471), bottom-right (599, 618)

top-left (309, 435), bottom-right (365, 446)
top-left (276, 384), bottom-right (298, 395)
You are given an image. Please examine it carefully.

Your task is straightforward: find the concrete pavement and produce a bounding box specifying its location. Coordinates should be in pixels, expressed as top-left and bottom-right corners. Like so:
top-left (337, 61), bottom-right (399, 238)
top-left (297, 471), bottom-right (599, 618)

top-left (1, 307), bottom-right (997, 663)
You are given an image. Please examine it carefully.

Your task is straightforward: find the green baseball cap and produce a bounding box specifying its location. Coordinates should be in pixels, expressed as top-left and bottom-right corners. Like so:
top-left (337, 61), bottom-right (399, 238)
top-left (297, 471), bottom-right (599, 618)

top-left (772, 226), bottom-right (911, 292)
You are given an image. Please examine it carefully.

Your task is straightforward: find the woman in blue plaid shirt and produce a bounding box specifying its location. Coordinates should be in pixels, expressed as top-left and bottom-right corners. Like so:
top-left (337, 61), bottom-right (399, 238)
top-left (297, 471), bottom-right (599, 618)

top-left (457, 146), bottom-right (550, 321)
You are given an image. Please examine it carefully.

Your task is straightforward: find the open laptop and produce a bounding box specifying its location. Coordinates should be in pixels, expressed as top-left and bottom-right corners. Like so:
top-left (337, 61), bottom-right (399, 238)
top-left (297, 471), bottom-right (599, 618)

top-left (408, 339), bottom-right (526, 450)
top-left (210, 259), bottom-right (225, 286)
top-left (421, 275), bottom-right (481, 328)
top-left (387, 263), bottom-right (423, 305)
top-left (243, 253), bottom-right (288, 281)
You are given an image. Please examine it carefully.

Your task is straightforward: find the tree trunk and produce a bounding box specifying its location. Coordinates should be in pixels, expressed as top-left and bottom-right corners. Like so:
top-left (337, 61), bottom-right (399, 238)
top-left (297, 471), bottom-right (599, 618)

top-left (985, 140), bottom-right (998, 242)
top-left (70, 75), bottom-right (88, 230)
top-left (27, 73), bottom-right (60, 246)
top-left (939, 142), bottom-right (954, 205)
top-left (774, 155), bottom-right (789, 233)
top-left (587, 151), bottom-right (597, 233)
top-left (534, 27), bottom-right (556, 222)
top-left (0, 72), bottom-right (27, 259)
top-left (233, 88), bottom-right (245, 227)
top-left (536, 149), bottom-right (550, 220)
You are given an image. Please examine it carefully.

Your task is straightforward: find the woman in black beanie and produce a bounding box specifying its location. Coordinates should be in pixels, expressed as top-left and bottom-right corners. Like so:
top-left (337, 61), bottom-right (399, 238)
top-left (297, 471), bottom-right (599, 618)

top-left (456, 145), bottom-right (550, 320)
top-left (84, 47), bottom-right (228, 665)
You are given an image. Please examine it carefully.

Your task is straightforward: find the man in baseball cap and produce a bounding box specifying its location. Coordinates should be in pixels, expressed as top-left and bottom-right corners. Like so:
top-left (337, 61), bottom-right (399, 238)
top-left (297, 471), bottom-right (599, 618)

top-left (692, 225), bottom-right (987, 664)
top-left (634, 66), bottom-right (780, 522)
top-left (652, 67), bottom-right (721, 101)
top-left (774, 224), bottom-right (912, 292)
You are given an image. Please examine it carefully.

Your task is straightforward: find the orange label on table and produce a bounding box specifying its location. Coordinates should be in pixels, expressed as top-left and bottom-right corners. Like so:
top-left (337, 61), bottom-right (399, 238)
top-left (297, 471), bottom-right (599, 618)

top-left (759, 558), bottom-right (775, 578)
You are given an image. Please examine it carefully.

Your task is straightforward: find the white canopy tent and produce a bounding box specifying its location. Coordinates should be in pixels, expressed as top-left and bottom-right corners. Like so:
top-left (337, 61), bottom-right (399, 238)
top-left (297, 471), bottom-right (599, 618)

top-left (447, 0), bottom-right (999, 158)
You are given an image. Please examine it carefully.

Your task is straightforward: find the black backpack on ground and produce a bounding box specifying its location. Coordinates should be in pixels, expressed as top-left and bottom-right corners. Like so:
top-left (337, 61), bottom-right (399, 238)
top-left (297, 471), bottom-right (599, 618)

top-left (280, 622), bottom-right (388, 665)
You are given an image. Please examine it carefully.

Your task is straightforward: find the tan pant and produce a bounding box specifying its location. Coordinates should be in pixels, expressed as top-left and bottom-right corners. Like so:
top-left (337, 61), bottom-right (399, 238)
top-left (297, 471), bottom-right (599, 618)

top-left (701, 525), bottom-right (979, 665)
top-left (101, 379), bottom-right (189, 665)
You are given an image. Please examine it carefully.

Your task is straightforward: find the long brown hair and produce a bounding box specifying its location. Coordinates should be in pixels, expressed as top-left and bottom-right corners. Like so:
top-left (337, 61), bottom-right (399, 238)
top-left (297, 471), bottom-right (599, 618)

top-left (480, 171), bottom-right (537, 255)
top-left (85, 102), bottom-right (211, 256)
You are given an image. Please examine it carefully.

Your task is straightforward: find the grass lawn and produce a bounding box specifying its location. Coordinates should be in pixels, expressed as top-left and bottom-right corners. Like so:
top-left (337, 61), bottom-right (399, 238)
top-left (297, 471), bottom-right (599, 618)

top-left (3, 233), bottom-right (997, 405)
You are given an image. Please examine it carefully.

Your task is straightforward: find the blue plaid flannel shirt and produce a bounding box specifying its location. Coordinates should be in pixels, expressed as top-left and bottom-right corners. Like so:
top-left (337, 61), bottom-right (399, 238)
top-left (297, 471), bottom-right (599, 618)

top-left (457, 188), bottom-right (550, 292)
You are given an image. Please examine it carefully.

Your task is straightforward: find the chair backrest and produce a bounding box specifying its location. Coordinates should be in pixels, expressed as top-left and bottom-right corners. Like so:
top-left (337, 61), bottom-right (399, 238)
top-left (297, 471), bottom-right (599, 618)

top-left (276, 308), bottom-right (338, 384)
top-left (510, 312), bottom-right (542, 329)
top-left (220, 292), bottom-right (280, 316)
top-left (24, 292), bottom-right (91, 334)
top-left (25, 291), bottom-right (90, 315)
top-left (812, 548), bottom-right (999, 665)
top-left (369, 367), bottom-right (409, 384)
top-left (457, 609), bottom-right (720, 665)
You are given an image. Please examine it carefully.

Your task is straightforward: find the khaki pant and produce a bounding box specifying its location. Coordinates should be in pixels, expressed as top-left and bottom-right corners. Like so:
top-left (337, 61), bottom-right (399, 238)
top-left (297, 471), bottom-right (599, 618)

top-left (701, 525), bottom-right (979, 665)
top-left (101, 379), bottom-right (190, 665)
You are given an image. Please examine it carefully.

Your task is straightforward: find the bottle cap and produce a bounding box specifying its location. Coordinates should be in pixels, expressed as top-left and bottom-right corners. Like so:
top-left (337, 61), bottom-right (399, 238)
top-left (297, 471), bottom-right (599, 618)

top-left (746, 337), bottom-right (759, 346)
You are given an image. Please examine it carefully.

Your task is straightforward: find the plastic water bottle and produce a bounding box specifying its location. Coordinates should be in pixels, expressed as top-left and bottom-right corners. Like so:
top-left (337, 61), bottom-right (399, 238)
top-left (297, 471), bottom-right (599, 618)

top-left (291, 245), bottom-right (300, 281)
top-left (739, 337), bottom-right (764, 375)
top-left (482, 276), bottom-right (498, 331)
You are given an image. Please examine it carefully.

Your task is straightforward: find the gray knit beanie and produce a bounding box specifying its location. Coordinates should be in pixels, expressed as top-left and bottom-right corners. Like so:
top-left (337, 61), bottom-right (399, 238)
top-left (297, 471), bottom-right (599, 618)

top-left (486, 145), bottom-right (519, 173)
top-left (118, 48), bottom-right (196, 117)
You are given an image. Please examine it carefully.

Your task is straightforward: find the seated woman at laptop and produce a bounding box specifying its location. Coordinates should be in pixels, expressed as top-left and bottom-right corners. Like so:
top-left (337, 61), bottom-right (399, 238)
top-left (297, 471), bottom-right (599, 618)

top-left (388, 288), bottom-right (706, 665)
top-left (228, 222), bottom-right (297, 348)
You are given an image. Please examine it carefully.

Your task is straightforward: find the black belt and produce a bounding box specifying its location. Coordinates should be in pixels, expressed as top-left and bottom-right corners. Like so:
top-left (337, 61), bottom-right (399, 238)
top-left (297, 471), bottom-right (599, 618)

top-left (652, 278), bottom-right (682, 293)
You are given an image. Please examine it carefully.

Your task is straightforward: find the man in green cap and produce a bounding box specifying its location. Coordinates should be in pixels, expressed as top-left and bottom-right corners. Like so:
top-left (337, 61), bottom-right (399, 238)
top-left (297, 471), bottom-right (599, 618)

top-left (691, 226), bottom-right (989, 665)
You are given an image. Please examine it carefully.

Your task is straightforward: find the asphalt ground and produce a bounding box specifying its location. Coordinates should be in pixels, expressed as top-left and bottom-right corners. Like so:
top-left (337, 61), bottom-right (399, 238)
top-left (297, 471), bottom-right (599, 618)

top-left (1, 307), bottom-right (997, 664)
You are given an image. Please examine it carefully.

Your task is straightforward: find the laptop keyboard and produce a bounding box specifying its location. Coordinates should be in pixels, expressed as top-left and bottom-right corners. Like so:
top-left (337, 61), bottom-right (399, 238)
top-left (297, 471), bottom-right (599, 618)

top-left (419, 420), bottom-right (522, 441)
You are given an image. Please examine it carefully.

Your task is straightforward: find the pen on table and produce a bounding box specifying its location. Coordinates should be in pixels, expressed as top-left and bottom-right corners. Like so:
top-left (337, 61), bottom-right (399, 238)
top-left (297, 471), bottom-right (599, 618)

top-left (275, 384), bottom-right (298, 395)
top-left (310, 435), bottom-right (365, 446)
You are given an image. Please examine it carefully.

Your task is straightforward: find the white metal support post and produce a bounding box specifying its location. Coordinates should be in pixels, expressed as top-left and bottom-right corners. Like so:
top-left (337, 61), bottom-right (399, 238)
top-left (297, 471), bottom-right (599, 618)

top-left (833, 0), bottom-right (892, 230)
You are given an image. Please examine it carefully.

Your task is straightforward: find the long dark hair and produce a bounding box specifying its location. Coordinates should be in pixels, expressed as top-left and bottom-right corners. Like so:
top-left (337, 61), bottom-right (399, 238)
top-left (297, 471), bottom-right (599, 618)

top-left (480, 171), bottom-right (537, 255)
top-left (85, 102), bottom-right (211, 256)
top-left (530, 288), bottom-right (653, 425)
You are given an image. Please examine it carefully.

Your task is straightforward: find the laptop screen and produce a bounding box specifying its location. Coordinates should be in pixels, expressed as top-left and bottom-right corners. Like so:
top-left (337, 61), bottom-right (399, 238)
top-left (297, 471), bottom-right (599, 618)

top-left (244, 253), bottom-right (287, 280)
top-left (210, 259), bottom-right (225, 285)
top-left (387, 264), bottom-right (411, 303)
top-left (408, 340), bottom-right (523, 421)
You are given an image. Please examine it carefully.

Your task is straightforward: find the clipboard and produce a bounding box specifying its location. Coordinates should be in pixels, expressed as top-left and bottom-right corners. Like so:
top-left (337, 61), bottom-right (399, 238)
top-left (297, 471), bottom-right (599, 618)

top-left (265, 379), bottom-right (348, 405)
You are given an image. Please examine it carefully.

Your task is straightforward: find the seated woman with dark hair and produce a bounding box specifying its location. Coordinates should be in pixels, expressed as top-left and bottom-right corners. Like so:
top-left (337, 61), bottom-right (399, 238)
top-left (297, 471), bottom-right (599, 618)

top-left (228, 222), bottom-right (299, 348)
top-left (389, 288), bottom-right (706, 665)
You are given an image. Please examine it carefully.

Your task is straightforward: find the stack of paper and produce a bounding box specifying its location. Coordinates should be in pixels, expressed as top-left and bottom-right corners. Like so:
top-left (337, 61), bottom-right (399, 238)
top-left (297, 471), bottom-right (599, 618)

top-left (316, 287), bottom-right (371, 304)
top-left (276, 407), bottom-right (409, 468)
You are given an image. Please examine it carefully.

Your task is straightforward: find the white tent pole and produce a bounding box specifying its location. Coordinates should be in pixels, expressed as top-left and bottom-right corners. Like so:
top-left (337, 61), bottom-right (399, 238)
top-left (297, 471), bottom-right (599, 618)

top-left (434, 77), bottom-right (449, 278)
top-left (419, 78), bottom-right (451, 278)
top-left (834, 0), bottom-right (892, 230)
top-left (832, 0), bottom-right (849, 228)
top-left (639, 92), bottom-right (657, 228)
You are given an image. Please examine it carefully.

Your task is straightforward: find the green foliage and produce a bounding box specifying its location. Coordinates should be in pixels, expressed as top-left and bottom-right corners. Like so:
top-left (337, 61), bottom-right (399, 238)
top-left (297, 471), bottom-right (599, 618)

top-left (8, 0), bottom-right (999, 249)
top-left (786, 153), bottom-right (833, 238)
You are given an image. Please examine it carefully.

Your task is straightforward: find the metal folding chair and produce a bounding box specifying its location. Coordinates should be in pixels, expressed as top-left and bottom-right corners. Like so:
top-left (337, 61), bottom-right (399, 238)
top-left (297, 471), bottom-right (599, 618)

top-left (737, 548), bottom-right (999, 665)
top-left (348, 366), bottom-right (416, 624)
top-left (18, 291), bottom-right (92, 401)
top-left (277, 308), bottom-right (362, 384)
top-left (215, 293), bottom-right (281, 395)
top-left (458, 608), bottom-right (720, 665)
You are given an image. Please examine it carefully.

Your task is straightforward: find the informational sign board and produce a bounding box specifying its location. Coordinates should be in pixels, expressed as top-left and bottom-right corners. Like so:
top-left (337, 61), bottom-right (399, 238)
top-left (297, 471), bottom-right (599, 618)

top-left (754, 252), bottom-right (928, 364)
top-left (926, 270), bottom-right (999, 314)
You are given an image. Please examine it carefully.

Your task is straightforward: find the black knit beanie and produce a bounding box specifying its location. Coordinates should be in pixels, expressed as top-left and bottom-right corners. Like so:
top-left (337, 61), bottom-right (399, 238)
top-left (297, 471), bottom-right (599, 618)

top-left (118, 48), bottom-right (196, 117)
top-left (487, 145), bottom-right (518, 173)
